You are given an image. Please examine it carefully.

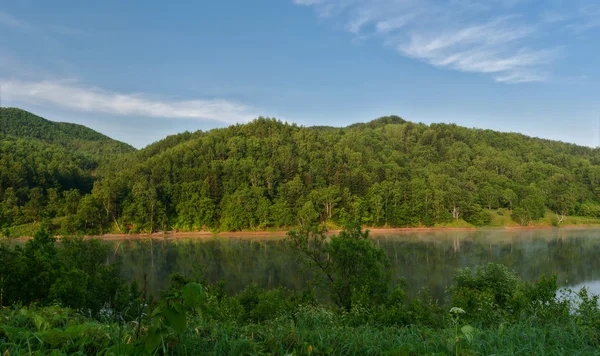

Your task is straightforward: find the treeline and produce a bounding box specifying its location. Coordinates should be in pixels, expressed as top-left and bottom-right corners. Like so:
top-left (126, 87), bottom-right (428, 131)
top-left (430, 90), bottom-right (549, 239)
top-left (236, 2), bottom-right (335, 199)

top-left (4, 111), bottom-right (600, 234)
top-left (82, 116), bottom-right (600, 232)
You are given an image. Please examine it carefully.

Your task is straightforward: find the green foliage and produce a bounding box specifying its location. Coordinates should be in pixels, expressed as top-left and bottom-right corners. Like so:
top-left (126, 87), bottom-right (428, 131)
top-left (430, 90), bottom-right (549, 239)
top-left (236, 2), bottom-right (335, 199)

top-left (578, 202), bottom-right (600, 217)
top-left (0, 108), bottom-right (133, 234)
top-left (287, 223), bottom-right (390, 311)
top-left (547, 174), bottom-right (577, 221)
top-left (511, 207), bottom-right (531, 226)
top-left (448, 264), bottom-right (582, 329)
top-left (0, 229), bottom-right (126, 314)
top-left (2, 267), bottom-right (600, 355)
top-left (140, 282), bottom-right (206, 354)
top-left (5, 111), bottom-right (600, 234)
top-left (449, 263), bottom-right (520, 324)
top-left (96, 117), bottom-right (600, 232)
top-left (463, 204), bottom-right (492, 226)
top-left (0, 107), bottom-right (134, 155)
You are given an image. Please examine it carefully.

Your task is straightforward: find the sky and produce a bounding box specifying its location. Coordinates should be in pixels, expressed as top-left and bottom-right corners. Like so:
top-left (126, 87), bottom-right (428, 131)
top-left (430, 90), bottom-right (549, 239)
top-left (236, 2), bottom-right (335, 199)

top-left (0, 0), bottom-right (599, 148)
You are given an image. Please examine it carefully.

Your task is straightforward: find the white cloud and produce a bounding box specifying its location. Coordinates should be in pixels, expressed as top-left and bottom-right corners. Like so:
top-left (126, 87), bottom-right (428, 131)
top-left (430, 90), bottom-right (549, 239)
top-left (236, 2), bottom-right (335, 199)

top-left (0, 10), bottom-right (87, 39)
top-left (0, 11), bottom-right (29, 29)
top-left (0, 11), bottom-right (258, 126)
top-left (2, 79), bottom-right (258, 124)
top-left (294, 0), bottom-right (326, 4)
top-left (495, 71), bottom-right (547, 84)
top-left (294, 0), bottom-right (598, 83)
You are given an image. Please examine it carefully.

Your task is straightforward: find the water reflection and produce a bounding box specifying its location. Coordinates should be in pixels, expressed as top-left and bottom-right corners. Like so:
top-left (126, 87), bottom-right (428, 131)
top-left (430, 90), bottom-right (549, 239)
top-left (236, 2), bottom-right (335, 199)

top-left (108, 228), bottom-right (600, 301)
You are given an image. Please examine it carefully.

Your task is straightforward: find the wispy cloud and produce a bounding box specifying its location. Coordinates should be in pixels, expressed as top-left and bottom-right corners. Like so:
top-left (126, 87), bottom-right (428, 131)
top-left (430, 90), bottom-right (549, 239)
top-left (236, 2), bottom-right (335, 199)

top-left (294, 0), bottom-right (599, 83)
top-left (0, 10), bottom-right (30, 29)
top-left (3, 79), bottom-right (258, 124)
top-left (0, 11), bottom-right (257, 125)
top-left (0, 10), bottom-right (87, 38)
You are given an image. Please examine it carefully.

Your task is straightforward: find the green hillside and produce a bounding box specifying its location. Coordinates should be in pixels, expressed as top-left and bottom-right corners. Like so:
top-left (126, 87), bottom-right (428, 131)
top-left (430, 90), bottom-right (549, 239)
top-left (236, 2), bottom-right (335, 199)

top-left (0, 108), bottom-right (134, 234)
top-left (4, 111), bottom-right (600, 235)
top-left (0, 107), bottom-right (135, 156)
top-left (91, 116), bottom-right (600, 234)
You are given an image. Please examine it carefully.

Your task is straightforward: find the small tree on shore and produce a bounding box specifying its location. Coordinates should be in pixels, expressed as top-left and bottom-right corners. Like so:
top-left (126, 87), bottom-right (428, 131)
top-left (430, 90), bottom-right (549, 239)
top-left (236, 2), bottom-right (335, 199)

top-left (286, 222), bottom-right (390, 311)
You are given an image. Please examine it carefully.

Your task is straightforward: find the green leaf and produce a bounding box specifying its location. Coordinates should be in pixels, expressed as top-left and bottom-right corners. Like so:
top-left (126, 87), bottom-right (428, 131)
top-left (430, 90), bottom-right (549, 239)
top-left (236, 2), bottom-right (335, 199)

top-left (182, 283), bottom-right (205, 308)
top-left (164, 305), bottom-right (187, 334)
top-left (108, 343), bottom-right (135, 355)
top-left (39, 330), bottom-right (64, 346)
top-left (151, 305), bottom-right (164, 317)
top-left (64, 323), bottom-right (95, 335)
top-left (145, 326), bottom-right (162, 353)
top-left (461, 325), bottom-right (476, 343)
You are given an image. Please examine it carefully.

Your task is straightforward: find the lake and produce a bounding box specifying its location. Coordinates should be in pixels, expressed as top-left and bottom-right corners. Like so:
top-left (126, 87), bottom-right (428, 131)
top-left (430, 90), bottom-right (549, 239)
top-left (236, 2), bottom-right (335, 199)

top-left (109, 227), bottom-right (600, 302)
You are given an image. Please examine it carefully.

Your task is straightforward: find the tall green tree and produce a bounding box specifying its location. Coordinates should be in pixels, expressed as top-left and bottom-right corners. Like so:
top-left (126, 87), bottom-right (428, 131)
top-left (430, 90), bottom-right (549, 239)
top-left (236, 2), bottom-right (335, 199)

top-left (547, 174), bottom-right (576, 224)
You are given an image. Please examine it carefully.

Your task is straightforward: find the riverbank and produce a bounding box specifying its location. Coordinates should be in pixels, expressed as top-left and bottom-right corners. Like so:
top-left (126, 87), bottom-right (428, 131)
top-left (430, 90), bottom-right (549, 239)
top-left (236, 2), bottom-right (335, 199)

top-left (101, 223), bottom-right (600, 240)
top-left (6, 209), bottom-right (600, 241)
top-left (6, 223), bottom-right (600, 242)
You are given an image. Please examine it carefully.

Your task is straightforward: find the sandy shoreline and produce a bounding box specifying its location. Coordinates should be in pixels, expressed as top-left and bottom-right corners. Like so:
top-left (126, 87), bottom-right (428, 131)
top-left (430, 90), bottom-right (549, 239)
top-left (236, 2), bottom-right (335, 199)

top-left (7, 224), bottom-right (599, 242)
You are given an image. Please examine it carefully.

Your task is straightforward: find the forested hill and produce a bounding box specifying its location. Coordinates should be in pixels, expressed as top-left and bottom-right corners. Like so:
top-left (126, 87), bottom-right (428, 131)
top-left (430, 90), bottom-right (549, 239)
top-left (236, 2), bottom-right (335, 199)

top-left (0, 108), bottom-right (134, 234)
top-left (0, 108), bottom-right (135, 156)
top-left (91, 116), bottom-right (600, 234)
top-left (4, 113), bottom-right (600, 236)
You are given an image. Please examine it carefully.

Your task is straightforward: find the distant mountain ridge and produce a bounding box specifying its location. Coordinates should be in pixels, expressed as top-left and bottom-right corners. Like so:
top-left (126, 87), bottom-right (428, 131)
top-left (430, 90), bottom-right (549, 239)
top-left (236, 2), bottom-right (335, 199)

top-left (0, 107), bottom-right (135, 156)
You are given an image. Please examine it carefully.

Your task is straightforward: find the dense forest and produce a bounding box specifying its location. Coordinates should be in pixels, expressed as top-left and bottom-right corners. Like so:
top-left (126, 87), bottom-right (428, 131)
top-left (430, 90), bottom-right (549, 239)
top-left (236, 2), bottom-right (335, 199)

top-left (3, 107), bottom-right (600, 235)
top-left (0, 108), bottom-right (134, 235)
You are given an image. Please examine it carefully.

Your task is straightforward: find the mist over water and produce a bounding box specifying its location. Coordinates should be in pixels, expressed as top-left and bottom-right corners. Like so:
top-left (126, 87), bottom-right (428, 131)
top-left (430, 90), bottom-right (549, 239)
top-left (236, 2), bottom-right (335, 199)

top-left (109, 228), bottom-right (600, 301)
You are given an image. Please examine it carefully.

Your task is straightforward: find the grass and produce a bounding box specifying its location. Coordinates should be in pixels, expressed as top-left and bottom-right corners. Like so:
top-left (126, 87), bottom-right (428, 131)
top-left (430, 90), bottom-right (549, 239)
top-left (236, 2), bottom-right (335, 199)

top-left (3, 222), bottom-right (42, 238)
top-left (434, 220), bottom-right (476, 229)
top-left (553, 214), bottom-right (600, 226)
top-left (488, 209), bottom-right (519, 227)
top-left (485, 209), bottom-right (600, 228)
top-left (2, 305), bottom-right (599, 355)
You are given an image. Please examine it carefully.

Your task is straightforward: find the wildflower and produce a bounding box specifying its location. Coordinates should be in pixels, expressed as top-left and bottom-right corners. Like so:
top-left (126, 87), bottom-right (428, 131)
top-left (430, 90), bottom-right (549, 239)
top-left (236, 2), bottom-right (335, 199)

top-left (449, 307), bottom-right (465, 314)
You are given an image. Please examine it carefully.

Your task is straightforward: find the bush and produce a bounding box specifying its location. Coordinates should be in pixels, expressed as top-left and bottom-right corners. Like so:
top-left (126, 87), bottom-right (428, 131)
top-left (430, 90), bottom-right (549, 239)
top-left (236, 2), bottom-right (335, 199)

top-left (0, 229), bottom-right (127, 315)
top-left (2, 263), bottom-right (600, 355)
top-left (511, 208), bottom-right (531, 226)
top-left (469, 210), bottom-right (493, 226)
top-left (287, 222), bottom-right (391, 312)
top-left (579, 203), bottom-right (600, 218)
top-left (449, 263), bottom-right (519, 324)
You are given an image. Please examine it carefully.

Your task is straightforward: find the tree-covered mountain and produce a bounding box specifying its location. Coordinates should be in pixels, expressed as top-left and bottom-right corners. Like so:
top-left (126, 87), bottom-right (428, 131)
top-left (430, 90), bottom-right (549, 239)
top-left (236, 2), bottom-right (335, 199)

top-left (91, 115), bottom-right (600, 233)
top-left (0, 108), bottom-right (135, 233)
top-left (0, 108), bottom-right (135, 156)
top-left (3, 111), bottom-right (600, 235)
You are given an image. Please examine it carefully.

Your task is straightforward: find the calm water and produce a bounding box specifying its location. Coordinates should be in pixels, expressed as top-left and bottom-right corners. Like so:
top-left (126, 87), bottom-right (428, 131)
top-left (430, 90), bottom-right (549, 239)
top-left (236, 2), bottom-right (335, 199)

top-left (108, 228), bottom-right (600, 301)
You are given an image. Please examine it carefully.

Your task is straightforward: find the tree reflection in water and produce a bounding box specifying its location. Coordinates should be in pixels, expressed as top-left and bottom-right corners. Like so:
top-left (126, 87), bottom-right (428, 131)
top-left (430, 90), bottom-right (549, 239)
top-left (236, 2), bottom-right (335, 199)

top-left (108, 228), bottom-right (600, 302)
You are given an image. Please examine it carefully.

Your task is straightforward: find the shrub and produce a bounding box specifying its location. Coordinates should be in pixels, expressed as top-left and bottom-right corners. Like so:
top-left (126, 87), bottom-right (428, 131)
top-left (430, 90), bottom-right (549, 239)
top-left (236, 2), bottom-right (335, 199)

top-left (0, 229), bottom-right (127, 315)
top-left (287, 222), bottom-right (391, 312)
top-left (449, 263), bottom-right (519, 324)
top-left (511, 208), bottom-right (531, 226)
top-left (579, 203), bottom-right (600, 218)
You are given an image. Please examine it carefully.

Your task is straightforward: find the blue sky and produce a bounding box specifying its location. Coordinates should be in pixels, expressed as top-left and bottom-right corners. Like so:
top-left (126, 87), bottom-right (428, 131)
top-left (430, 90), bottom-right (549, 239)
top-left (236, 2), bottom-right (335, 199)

top-left (1, 0), bottom-right (599, 148)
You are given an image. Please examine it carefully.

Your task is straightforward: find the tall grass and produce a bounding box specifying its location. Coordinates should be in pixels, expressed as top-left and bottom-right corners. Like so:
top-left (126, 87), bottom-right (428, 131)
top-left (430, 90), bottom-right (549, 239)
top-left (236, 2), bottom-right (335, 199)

top-left (2, 301), bottom-right (599, 355)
